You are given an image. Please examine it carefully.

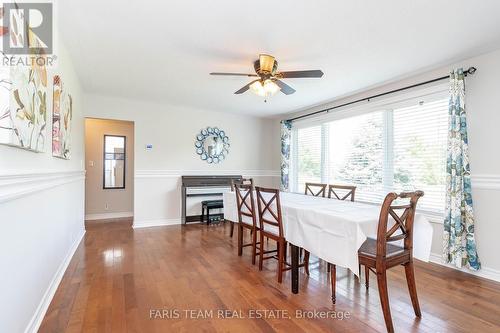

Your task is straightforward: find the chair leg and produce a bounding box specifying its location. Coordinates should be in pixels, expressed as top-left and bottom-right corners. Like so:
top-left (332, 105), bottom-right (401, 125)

top-left (330, 264), bottom-right (336, 304)
top-left (303, 251), bottom-right (310, 276)
top-left (230, 222), bottom-right (234, 237)
top-left (201, 206), bottom-right (205, 223)
top-left (364, 265), bottom-right (370, 289)
top-left (277, 240), bottom-right (285, 283)
top-left (258, 232), bottom-right (264, 271)
top-left (404, 261), bottom-right (421, 317)
top-left (376, 270), bottom-right (395, 333)
top-left (237, 224), bottom-right (243, 256)
top-left (358, 264), bottom-right (361, 282)
top-left (206, 208), bottom-right (210, 225)
top-left (251, 228), bottom-right (257, 265)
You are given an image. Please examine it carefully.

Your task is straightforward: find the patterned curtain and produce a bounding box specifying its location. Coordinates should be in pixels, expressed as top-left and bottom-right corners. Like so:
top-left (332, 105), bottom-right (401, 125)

top-left (280, 120), bottom-right (292, 191)
top-left (443, 68), bottom-right (481, 270)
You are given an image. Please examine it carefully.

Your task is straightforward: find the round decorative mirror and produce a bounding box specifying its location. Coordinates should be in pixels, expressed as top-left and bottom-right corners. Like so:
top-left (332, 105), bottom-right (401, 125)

top-left (194, 127), bottom-right (229, 164)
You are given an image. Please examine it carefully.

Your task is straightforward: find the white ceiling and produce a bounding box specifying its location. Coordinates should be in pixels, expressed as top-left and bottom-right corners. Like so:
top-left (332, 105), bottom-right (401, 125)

top-left (59, 0), bottom-right (500, 117)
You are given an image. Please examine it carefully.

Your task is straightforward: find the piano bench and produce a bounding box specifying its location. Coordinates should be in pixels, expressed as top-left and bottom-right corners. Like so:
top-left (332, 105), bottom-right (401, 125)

top-left (201, 200), bottom-right (224, 225)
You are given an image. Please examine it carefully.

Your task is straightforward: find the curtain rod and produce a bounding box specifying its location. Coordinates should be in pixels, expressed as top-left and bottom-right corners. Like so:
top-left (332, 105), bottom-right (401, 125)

top-left (285, 67), bottom-right (477, 123)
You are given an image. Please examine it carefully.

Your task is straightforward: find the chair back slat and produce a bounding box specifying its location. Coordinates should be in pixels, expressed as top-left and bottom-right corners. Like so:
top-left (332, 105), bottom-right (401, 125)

top-left (376, 191), bottom-right (424, 258)
top-left (387, 234), bottom-right (406, 242)
top-left (328, 184), bottom-right (356, 202)
top-left (305, 183), bottom-right (327, 197)
top-left (234, 184), bottom-right (257, 228)
top-left (231, 178), bottom-right (254, 191)
top-left (255, 187), bottom-right (284, 237)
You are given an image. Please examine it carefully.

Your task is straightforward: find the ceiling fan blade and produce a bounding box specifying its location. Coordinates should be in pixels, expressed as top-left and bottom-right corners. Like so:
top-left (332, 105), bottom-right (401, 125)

top-left (210, 72), bottom-right (258, 77)
top-left (278, 70), bottom-right (324, 78)
top-left (234, 80), bottom-right (259, 94)
top-left (275, 80), bottom-right (296, 95)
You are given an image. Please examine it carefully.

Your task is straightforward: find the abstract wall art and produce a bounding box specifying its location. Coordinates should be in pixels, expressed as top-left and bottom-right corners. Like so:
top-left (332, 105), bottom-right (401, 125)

top-left (0, 61), bottom-right (48, 152)
top-left (52, 75), bottom-right (72, 159)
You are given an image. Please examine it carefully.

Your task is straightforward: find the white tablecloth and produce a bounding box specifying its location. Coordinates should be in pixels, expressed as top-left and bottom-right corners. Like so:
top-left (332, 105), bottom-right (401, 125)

top-left (223, 191), bottom-right (433, 276)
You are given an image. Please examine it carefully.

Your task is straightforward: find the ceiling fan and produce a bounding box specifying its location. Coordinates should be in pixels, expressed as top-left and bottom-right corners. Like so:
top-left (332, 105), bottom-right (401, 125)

top-left (210, 54), bottom-right (324, 98)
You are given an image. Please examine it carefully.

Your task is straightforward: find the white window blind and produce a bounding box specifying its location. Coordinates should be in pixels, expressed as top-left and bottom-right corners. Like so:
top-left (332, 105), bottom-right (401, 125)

top-left (326, 111), bottom-right (385, 203)
top-left (392, 99), bottom-right (448, 212)
top-left (291, 92), bottom-right (448, 214)
top-left (295, 125), bottom-right (322, 191)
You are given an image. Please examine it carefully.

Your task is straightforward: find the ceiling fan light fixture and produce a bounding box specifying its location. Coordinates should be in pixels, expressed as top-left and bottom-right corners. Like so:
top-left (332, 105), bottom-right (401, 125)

top-left (250, 80), bottom-right (266, 97)
top-left (211, 53), bottom-right (323, 97)
top-left (263, 79), bottom-right (280, 96)
top-left (250, 79), bottom-right (280, 97)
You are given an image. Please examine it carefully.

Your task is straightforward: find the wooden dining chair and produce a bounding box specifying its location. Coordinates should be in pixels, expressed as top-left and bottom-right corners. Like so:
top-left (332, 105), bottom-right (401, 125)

top-left (304, 182), bottom-right (327, 197)
top-left (328, 184), bottom-right (356, 201)
top-left (230, 178), bottom-right (254, 237)
top-left (323, 184), bottom-right (358, 280)
top-left (326, 184), bottom-right (357, 273)
top-left (255, 187), bottom-right (310, 283)
top-left (357, 191), bottom-right (424, 333)
top-left (234, 183), bottom-right (260, 265)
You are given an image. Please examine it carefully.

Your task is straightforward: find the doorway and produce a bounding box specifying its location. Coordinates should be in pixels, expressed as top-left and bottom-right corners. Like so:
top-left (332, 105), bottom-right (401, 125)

top-left (84, 118), bottom-right (134, 225)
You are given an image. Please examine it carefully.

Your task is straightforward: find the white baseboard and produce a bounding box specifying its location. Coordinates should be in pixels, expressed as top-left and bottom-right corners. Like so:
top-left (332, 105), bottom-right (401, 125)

top-left (133, 218), bottom-right (181, 229)
top-left (85, 211), bottom-right (134, 221)
top-left (24, 229), bottom-right (86, 333)
top-left (429, 253), bottom-right (500, 282)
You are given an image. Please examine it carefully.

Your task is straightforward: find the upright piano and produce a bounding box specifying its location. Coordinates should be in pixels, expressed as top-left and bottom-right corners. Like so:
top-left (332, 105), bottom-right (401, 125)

top-left (181, 175), bottom-right (242, 224)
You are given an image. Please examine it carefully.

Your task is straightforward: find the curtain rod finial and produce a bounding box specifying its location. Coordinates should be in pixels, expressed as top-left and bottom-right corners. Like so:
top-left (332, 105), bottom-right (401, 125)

top-left (467, 67), bottom-right (477, 75)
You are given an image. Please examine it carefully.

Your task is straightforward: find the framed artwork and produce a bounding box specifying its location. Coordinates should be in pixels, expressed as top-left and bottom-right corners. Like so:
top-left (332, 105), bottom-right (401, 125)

top-left (0, 30), bottom-right (48, 151)
top-left (52, 75), bottom-right (72, 159)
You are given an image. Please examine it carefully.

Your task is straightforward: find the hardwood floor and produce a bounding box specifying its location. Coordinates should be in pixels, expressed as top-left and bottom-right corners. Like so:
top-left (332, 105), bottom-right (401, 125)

top-left (39, 220), bottom-right (500, 333)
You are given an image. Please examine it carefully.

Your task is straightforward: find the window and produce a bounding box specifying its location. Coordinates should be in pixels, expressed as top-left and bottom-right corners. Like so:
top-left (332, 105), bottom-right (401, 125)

top-left (294, 125), bottom-right (322, 191)
top-left (392, 99), bottom-right (448, 212)
top-left (291, 91), bottom-right (448, 214)
top-left (326, 111), bottom-right (385, 203)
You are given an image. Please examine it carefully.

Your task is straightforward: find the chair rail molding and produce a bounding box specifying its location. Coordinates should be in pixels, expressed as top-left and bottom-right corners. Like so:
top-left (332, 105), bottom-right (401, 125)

top-left (135, 169), bottom-right (280, 178)
top-left (471, 174), bottom-right (500, 190)
top-left (0, 170), bottom-right (85, 204)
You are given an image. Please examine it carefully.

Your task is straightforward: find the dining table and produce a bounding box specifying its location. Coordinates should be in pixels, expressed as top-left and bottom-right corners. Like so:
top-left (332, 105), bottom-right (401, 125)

top-left (223, 191), bottom-right (433, 294)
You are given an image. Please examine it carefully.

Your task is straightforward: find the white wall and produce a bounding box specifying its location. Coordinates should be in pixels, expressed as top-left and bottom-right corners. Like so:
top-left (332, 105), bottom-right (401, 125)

top-left (84, 94), bottom-right (281, 227)
top-left (0, 40), bottom-right (85, 333)
top-left (285, 48), bottom-right (500, 281)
